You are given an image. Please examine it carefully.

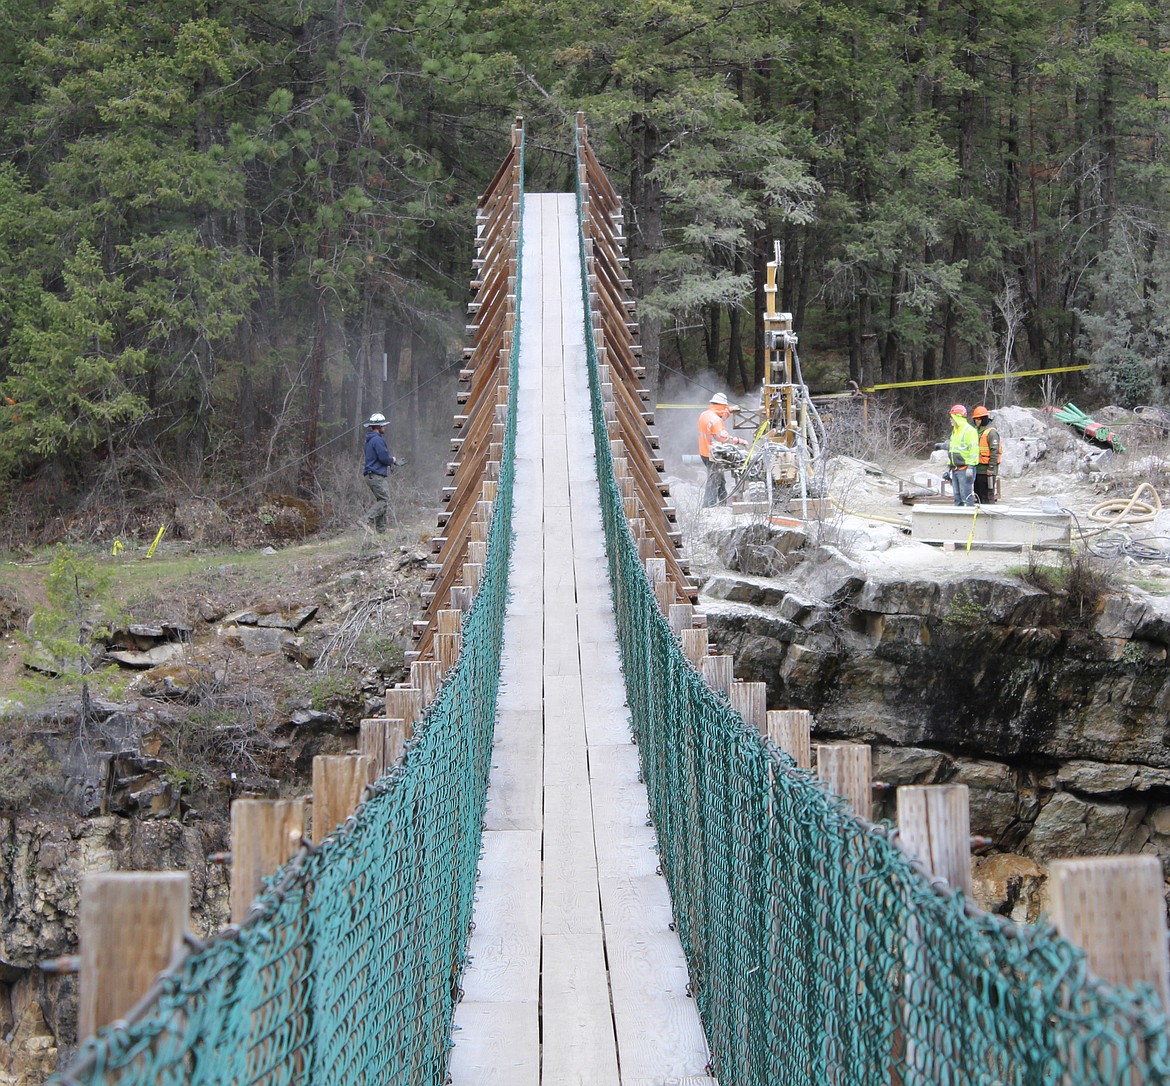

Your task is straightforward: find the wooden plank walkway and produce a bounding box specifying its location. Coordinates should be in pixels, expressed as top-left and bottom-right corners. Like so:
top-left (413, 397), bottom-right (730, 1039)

top-left (449, 193), bottom-right (714, 1086)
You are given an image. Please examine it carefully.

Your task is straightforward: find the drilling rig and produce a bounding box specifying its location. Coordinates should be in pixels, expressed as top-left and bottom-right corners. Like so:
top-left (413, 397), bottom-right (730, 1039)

top-left (717, 243), bottom-right (826, 514)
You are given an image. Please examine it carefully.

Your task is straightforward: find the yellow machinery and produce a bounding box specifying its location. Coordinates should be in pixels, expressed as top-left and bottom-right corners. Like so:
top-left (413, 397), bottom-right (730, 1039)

top-left (739, 243), bottom-right (825, 512)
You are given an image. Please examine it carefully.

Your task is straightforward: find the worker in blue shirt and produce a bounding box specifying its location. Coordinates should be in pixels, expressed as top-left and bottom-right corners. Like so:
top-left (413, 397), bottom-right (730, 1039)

top-left (363, 413), bottom-right (397, 532)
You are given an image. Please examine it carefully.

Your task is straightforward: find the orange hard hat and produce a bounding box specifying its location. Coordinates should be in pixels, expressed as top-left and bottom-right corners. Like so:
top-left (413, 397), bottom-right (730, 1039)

top-left (971, 405), bottom-right (990, 419)
top-left (949, 404), bottom-right (967, 416)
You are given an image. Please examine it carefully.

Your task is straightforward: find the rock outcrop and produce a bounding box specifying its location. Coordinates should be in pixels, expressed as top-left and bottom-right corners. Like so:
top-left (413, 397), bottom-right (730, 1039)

top-left (0, 814), bottom-right (228, 1084)
top-left (703, 543), bottom-right (1170, 904)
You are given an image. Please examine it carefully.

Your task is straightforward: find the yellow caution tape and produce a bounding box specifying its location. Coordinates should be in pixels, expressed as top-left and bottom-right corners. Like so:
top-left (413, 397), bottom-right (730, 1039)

top-left (862, 364), bottom-right (1090, 392)
top-left (657, 364), bottom-right (1091, 408)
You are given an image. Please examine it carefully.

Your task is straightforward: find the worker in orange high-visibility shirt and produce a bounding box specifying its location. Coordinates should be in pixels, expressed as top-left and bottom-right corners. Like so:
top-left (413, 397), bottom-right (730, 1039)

top-left (698, 393), bottom-right (745, 507)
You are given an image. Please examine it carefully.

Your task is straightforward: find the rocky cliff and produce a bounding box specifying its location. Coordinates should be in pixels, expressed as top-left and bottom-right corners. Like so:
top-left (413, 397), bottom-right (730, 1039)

top-left (703, 535), bottom-right (1170, 919)
top-left (0, 815), bottom-right (228, 1085)
top-left (0, 541), bottom-right (424, 1084)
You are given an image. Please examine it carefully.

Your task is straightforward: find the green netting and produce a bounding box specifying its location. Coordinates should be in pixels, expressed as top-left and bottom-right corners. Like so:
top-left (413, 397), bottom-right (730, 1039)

top-left (50, 138), bottom-right (524, 1086)
top-left (571, 130), bottom-right (1170, 1085)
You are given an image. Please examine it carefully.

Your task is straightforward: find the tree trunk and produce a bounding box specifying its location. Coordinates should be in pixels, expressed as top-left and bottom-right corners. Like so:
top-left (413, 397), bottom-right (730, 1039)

top-left (1098, 53), bottom-right (1117, 249)
top-left (859, 293), bottom-right (878, 389)
top-left (705, 304), bottom-right (720, 370)
top-left (881, 270), bottom-right (902, 384)
top-left (300, 227), bottom-right (329, 495)
top-left (727, 302), bottom-right (747, 392)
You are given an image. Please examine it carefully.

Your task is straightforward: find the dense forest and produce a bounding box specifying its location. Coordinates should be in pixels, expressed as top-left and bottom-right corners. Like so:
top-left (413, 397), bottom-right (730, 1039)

top-left (0, 0), bottom-right (1167, 527)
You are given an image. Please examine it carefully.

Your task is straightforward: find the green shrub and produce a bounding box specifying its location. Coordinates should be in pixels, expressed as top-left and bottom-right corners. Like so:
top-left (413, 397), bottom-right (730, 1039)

top-left (0, 727), bottom-right (60, 810)
top-left (1015, 548), bottom-right (1116, 625)
top-left (24, 545), bottom-right (124, 676)
top-left (944, 591), bottom-right (982, 628)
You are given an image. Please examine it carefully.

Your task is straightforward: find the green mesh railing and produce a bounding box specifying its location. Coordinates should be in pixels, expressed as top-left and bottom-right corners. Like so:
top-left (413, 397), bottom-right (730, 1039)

top-left (572, 130), bottom-right (1170, 1085)
top-left (50, 137), bottom-right (523, 1086)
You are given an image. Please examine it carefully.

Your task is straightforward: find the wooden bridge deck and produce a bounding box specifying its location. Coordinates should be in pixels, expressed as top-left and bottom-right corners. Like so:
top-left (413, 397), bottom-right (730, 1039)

top-left (449, 194), bottom-right (713, 1086)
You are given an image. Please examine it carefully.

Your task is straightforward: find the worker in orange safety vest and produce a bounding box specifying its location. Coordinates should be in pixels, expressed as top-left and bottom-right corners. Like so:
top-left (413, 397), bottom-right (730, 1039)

top-left (972, 404), bottom-right (1002, 504)
top-left (698, 392), bottom-right (745, 507)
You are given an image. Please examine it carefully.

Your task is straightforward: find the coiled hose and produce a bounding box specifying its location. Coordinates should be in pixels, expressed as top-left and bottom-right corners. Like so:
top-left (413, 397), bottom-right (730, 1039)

top-left (1088, 482), bottom-right (1162, 526)
top-left (1077, 483), bottom-right (1170, 561)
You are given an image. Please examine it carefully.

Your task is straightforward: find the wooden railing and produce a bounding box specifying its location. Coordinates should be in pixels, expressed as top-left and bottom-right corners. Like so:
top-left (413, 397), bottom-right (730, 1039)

top-left (409, 117), bottom-right (524, 665)
top-left (576, 112), bottom-right (696, 604)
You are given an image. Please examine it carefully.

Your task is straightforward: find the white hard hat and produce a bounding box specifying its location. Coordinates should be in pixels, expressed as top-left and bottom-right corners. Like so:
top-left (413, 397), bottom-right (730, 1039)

top-left (709, 393), bottom-right (729, 406)
top-left (366, 413), bottom-right (387, 427)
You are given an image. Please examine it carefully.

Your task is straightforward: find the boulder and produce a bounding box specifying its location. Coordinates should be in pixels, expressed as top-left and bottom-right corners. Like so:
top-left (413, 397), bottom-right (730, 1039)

top-left (971, 853), bottom-right (1046, 923)
top-left (1052, 761), bottom-right (1170, 800)
top-left (136, 663), bottom-right (219, 700)
top-left (794, 545), bottom-right (866, 606)
top-left (872, 745), bottom-right (950, 786)
top-left (255, 607), bottom-right (317, 631)
top-left (1022, 792), bottom-right (1144, 862)
top-left (1094, 592), bottom-right (1152, 640)
top-left (712, 522), bottom-right (807, 577)
top-left (1134, 596), bottom-right (1170, 646)
top-left (106, 643), bottom-right (187, 669)
top-left (290, 708), bottom-right (339, 727)
top-left (222, 605), bottom-right (317, 631)
top-left (855, 578), bottom-right (942, 616)
top-left (219, 626), bottom-right (296, 656)
top-left (778, 593), bottom-right (816, 624)
top-left (1148, 806), bottom-right (1170, 837)
top-left (954, 758), bottom-right (1022, 843)
top-left (703, 575), bottom-right (788, 608)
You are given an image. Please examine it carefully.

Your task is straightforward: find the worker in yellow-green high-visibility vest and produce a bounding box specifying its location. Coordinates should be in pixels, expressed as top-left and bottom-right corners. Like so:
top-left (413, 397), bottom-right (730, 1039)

top-left (945, 404), bottom-right (979, 507)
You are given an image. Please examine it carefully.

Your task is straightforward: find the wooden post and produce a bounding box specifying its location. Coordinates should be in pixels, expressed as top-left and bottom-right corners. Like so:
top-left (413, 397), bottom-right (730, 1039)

top-left (437, 609), bottom-right (462, 635)
top-left (1050, 856), bottom-right (1170, 1012)
top-left (729, 680), bottom-right (767, 732)
top-left (385, 686), bottom-right (421, 737)
top-left (668, 603), bottom-right (695, 636)
top-left (681, 627), bottom-right (708, 666)
top-left (230, 799), bottom-right (304, 925)
top-left (654, 579), bottom-right (675, 614)
top-left (360, 717), bottom-right (391, 774)
top-left (896, 784), bottom-right (972, 894)
top-left (361, 717), bottom-right (407, 776)
top-left (384, 719), bottom-right (407, 768)
top-left (816, 743), bottom-right (872, 820)
top-left (645, 557), bottom-right (666, 584)
top-left (767, 709), bottom-right (812, 769)
top-left (894, 784), bottom-right (972, 1083)
top-left (435, 632), bottom-right (461, 671)
top-left (311, 754), bottom-right (374, 843)
top-left (410, 660), bottom-right (444, 707)
top-left (79, 872), bottom-right (189, 1038)
top-left (699, 654), bottom-right (734, 695)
